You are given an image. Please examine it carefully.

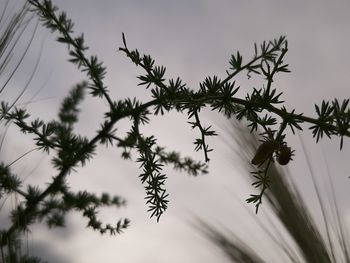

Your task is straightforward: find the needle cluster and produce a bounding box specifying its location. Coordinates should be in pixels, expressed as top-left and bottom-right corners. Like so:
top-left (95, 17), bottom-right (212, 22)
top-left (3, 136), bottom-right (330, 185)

top-left (1, 0), bottom-right (350, 262)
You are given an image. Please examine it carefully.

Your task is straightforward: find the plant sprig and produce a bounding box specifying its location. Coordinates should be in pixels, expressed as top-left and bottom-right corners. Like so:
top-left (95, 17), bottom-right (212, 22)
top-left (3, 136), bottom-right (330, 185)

top-left (0, 0), bottom-right (210, 248)
top-left (1, 1), bottom-right (350, 261)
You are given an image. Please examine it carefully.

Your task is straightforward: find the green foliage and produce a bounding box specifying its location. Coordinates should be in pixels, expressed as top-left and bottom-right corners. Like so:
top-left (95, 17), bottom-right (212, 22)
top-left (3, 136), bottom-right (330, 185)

top-left (0, 0), bottom-right (349, 261)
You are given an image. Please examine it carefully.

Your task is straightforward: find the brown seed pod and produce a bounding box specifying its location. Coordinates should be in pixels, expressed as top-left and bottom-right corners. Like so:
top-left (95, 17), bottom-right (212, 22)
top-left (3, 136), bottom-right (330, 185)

top-left (251, 140), bottom-right (279, 165)
top-left (277, 145), bottom-right (292, 165)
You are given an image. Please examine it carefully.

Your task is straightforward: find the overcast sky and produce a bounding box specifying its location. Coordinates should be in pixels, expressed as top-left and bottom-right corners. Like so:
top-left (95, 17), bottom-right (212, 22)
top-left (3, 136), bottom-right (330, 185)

top-left (2, 0), bottom-right (350, 262)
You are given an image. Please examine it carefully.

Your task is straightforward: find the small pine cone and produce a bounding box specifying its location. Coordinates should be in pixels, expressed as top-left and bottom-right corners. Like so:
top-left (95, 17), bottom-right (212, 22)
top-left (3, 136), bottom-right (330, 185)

top-left (277, 145), bottom-right (292, 165)
top-left (251, 140), bottom-right (279, 165)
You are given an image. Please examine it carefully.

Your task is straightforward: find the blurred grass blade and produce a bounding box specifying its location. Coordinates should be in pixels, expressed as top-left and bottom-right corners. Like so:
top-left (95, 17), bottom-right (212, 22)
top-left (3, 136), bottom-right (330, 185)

top-left (197, 119), bottom-right (349, 262)
top-left (0, 1), bottom-right (40, 262)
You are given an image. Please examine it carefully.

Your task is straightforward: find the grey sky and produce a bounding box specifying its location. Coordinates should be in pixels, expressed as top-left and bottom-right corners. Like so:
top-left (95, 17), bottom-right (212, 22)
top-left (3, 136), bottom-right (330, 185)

top-left (2, 0), bottom-right (350, 262)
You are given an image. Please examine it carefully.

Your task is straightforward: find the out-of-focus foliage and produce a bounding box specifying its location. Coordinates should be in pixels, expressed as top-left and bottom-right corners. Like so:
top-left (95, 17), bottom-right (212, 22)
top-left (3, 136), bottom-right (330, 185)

top-left (198, 120), bottom-right (350, 263)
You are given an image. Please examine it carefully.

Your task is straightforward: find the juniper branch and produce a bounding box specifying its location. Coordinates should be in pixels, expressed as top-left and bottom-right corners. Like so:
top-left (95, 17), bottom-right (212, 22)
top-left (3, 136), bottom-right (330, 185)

top-left (1, 1), bottom-right (349, 257)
